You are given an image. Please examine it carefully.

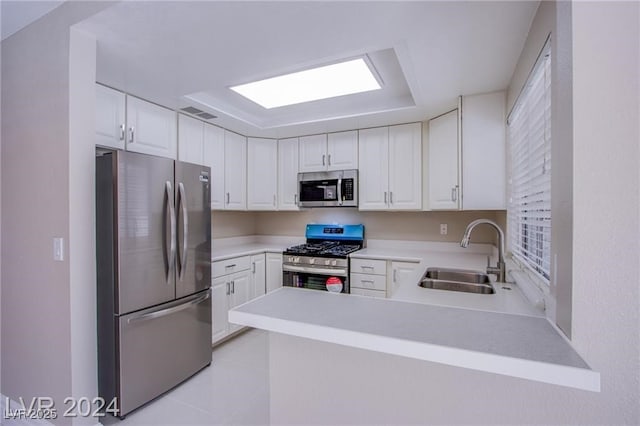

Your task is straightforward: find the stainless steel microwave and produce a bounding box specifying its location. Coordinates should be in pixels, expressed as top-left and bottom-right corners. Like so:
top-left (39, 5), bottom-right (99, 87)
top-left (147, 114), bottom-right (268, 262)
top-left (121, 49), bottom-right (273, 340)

top-left (298, 169), bottom-right (358, 208)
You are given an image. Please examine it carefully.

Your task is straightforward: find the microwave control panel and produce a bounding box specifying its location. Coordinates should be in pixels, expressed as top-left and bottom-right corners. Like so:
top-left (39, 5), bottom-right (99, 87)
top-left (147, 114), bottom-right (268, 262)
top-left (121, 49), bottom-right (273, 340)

top-left (343, 180), bottom-right (354, 200)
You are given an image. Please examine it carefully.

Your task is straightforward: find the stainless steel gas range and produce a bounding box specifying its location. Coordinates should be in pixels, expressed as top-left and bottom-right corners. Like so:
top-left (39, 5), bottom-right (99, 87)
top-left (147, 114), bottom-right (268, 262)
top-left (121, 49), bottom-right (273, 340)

top-left (282, 224), bottom-right (365, 294)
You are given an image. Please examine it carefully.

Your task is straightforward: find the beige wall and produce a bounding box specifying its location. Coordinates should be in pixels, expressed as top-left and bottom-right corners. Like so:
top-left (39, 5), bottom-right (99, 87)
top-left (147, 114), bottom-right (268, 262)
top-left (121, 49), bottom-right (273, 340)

top-left (212, 209), bottom-right (506, 245)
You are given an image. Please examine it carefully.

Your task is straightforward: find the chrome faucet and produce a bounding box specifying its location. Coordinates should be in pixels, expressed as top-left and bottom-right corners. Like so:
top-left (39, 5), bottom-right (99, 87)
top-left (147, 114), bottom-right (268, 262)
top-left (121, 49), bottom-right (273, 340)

top-left (461, 219), bottom-right (506, 282)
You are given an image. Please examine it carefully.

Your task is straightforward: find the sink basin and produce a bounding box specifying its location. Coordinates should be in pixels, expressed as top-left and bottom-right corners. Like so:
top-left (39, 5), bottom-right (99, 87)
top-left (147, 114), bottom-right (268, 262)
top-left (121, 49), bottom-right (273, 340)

top-left (418, 267), bottom-right (494, 294)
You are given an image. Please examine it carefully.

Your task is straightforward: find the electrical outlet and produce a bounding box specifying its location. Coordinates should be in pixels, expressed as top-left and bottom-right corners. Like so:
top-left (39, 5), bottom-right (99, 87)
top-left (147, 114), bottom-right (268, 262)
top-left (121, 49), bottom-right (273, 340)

top-left (440, 224), bottom-right (448, 235)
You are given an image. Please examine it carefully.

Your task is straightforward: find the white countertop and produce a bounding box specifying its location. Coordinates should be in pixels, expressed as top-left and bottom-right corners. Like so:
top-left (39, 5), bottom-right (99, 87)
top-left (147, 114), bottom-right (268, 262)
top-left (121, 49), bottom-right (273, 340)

top-left (352, 246), bottom-right (542, 317)
top-left (229, 287), bottom-right (600, 392)
top-left (211, 235), bottom-right (303, 262)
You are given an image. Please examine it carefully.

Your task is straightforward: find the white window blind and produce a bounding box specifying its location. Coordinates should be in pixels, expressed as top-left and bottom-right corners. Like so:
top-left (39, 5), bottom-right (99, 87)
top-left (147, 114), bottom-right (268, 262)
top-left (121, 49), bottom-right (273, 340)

top-left (507, 41), bottom-right (551, 283)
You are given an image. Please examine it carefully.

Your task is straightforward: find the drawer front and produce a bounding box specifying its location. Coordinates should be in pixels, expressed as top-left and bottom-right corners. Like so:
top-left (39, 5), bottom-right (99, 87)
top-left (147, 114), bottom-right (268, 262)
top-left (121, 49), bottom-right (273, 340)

top-left (212, 256), bottom-right (251, 278)
top-left (350, 287), bottom-right (386, 299)
top-left (350, 273), bottom-right (386, 291)
top-left (350, 258), bottom-right (387, 276)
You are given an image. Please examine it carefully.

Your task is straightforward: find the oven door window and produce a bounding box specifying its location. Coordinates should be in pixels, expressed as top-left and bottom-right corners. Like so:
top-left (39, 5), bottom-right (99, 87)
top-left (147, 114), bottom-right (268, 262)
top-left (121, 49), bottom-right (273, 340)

top-left (283, 271), bottom-right (348, 293)
top-left (299, 180), bottom-right (338, 202)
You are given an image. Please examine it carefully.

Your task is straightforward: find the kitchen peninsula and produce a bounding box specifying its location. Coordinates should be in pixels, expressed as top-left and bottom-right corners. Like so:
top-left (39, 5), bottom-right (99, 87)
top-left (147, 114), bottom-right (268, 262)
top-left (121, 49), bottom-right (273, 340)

top-left (230, 276), bottom-right (599, 424)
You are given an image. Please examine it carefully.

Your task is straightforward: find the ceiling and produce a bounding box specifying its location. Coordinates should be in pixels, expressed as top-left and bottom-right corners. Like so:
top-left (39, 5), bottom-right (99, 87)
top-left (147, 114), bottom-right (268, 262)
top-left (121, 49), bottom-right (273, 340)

top-left (1, 0), bottom-right (65, 41)
top-left (74, 1), bottom-right (539, 139)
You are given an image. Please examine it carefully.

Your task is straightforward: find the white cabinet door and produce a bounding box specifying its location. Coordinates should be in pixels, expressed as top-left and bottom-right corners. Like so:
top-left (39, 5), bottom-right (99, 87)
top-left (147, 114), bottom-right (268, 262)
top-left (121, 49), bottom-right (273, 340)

top-left (247, 138), bottom-right (278, 210)
top-left (358, 127), bottom-right (389, 210)
top-left (266, 252), bottom-right (283, 293)
top-left (461, 91), bottom-right (506, 210)
top-left (299, 134), bottom-right (327, 172)
top-left (388, 123), bottom-right (422, 210)
top-left (327, 130), bottom-right (358, 170)
top-left (389, 261), bottom-right (419, 297)
top-left (223, 130), bottom-right (247, 210)
top-left (126, 96), bottom-right (177, 159)
top-left (278, 138), bottom-right (300, 210)
top-left (229, 270), bottom-right (251, 333)
top-left (251, 254), bottom-right (266, 298)
top-left (204, 124), bottom-right (225, 210)
top-left (212, 276), bottom-right (230, 343)
top-left (178, 114), bottom-right (204, 166)
top-left (95, 84), bottom-right (126, 150)
top-left (428, 109), bottom-right (460, 210)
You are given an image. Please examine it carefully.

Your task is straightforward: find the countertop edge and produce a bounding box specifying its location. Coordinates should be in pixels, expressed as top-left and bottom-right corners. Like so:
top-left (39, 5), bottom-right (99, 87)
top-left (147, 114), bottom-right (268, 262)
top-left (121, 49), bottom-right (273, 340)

top-left (229, 304), bottom-right (600, 393)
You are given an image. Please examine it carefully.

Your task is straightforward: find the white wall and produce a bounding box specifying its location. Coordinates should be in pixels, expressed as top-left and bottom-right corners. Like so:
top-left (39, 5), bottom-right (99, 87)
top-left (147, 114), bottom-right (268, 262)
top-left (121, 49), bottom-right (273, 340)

top-left (1, 3), bottom-right (110, 425)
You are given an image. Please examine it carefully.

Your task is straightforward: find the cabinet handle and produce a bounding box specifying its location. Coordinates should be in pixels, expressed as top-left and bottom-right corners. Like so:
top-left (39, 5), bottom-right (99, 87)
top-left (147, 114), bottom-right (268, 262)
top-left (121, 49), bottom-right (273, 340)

top-left (451, 186), bottom-right (458, 202)
top-left (327, 154), bottom-right (331, 166)
top-left (128, 126), bottom-right (135, 143)
top-left (119, 124), bottom-right (125, 141)
top-left (393, 269), bottom-right (397, 283)
top-left (361, 279), bottom-right (375, 284)
top-left (322, 154), bottom-right (326, 166)
top-left (231, 280), bottom-right (235, 294)
top-left (225, 264), bottom-right (236, 269)
top-left (273, 194), bottom-right (277, 207)
top-left (252, 262), bottom-right (256, 273)
top-left (226, 192), bottom-right (230, 204)
top-left (226, 282), bottom-right (230, 295)
top-left (361, 265), bottom-right (374, 271)
top-left (294, 194), bottom-right (298, 205)
top-left (389, 192), bottom-right (393, 204)
top-left (384, 192), bottom-right (388, 204)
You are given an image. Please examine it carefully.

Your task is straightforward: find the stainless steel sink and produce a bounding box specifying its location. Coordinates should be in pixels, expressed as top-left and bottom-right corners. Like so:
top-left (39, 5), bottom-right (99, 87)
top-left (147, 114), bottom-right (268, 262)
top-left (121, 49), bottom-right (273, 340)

top-left (418, 267), bottom-right (495, 294)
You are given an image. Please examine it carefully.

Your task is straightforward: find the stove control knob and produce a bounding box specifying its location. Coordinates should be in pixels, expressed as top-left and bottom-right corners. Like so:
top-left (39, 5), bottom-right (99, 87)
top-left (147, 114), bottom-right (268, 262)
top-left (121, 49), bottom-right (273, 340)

top-left (294, 257), bottom-right (300, 263)
top-left (309, 258), bottom-right (315, 265)
top-left (324, 259), bottom-right (331, 266)
top-left (331, 260), bottom-right (337, 266)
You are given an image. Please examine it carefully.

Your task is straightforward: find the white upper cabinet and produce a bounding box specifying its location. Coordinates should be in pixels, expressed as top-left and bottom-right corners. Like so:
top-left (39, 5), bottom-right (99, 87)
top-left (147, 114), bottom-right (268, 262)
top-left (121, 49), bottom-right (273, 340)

top-left (278, 137), bottom-right (300, 210)
top-left (298, 134), bottom-right (327, 172)
top-left (461, 91), bottom-right (506, 210)
top-left (359, 124), bottom-right (421, 210)
top-left (327, 130), bottom-right (358, 170)
top-left (247, 138), bottom-right (278, 210)
top-left (126, 95), bottom-right (177, 159)
top-left (203, 124), bottom-right (225, 210)
top-left (358, 127), bottom-right (390, 210)
top-left (428, 109), bottom-right (460, 210)
top-left (388, 123), bottom-right (422, 210)
top-left (299, 131), bottom-right (357, 172)
top-left (95, 84), bottom-right (126, 150)
top-left (223, 130), bottom-right (247, 210)
top-left (178, 114), bottom-right (205, 166)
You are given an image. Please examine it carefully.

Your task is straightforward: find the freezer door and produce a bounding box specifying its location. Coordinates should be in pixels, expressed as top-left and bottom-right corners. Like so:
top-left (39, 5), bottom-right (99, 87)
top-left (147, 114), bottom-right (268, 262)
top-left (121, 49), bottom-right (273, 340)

top-left (117, 151), bottom-right (176, 314)
top-left (175, 161), bottom-right (211, 298)
top-left (118, 289), bottom-right (212, 417)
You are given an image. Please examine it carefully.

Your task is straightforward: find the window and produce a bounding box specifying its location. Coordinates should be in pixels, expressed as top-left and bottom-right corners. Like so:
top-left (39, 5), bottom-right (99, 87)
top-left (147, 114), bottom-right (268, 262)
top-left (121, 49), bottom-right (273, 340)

top-left (507, 40), bottom-right (551, 283)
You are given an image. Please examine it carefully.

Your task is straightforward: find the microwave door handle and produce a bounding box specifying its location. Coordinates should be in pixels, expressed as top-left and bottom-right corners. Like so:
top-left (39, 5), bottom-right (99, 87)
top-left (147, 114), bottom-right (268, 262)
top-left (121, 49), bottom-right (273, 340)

top-left (337, 178), bottom-right (343, 206)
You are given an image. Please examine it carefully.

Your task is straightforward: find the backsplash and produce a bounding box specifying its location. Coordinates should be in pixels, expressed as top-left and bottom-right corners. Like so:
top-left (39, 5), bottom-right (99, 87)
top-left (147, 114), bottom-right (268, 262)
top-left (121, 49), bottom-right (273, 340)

top-left (213, 210), bottom-right (506, 245)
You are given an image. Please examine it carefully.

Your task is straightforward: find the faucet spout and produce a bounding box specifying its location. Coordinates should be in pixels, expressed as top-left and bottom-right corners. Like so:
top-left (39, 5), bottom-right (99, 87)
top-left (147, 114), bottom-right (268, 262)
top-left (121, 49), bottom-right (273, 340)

top-left (460, 219), bottom-right (506, 282)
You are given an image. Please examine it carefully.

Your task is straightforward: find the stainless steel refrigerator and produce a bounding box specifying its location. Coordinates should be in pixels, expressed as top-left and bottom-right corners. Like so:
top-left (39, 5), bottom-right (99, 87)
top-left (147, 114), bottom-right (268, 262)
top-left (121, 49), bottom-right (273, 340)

top-left (96, 150), bottom-right (212, 418)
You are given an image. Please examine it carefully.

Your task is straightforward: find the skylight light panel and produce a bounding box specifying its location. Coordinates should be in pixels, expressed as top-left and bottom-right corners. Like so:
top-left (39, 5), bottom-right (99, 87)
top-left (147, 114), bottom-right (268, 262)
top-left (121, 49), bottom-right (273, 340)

top-left (230, 58), bottom-right (381, 109)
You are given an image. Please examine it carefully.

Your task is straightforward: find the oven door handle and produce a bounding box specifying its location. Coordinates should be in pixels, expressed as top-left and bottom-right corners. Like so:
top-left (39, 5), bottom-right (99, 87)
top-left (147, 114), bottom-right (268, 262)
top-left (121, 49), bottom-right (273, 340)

top-left (283, 264), bottom-right (348, 275)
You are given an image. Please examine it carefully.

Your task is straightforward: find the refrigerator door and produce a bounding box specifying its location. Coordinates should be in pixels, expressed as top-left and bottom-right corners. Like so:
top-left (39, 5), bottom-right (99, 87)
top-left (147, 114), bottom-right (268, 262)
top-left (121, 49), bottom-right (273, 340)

top-left (117, 151), bottom-right (177, 314)
top-left (175, 161), bottom-right (211, 299)
top-left (118, 289), bottom-right (212, 417)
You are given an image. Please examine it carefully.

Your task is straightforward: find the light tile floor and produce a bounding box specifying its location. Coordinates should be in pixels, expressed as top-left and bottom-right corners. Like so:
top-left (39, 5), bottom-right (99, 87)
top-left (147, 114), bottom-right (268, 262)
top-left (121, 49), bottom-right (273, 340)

top-left (102, 329), bottom-right (270, 426)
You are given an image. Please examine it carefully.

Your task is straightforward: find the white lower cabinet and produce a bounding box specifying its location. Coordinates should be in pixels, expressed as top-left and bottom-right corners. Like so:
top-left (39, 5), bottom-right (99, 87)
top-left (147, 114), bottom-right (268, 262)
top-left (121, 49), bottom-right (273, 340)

top-left (251, 254), bottom-right (266, 298)
top-left (350, 258), bottom-right (387, 298)
top-left (212, 256), bottom-right (251, 344)
top-left (388, 261), bottom-right (419, 297)
top-left (266, 252), bottom-right (283, 293)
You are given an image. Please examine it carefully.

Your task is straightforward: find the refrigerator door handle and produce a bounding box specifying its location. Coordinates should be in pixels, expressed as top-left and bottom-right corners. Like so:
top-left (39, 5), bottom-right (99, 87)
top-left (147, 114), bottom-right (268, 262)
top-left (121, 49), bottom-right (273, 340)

top-left (165, 181), bottom-right (177, 283)
top-left (177, 182), bottom-right (189, 281)
top-left (127, 291), bottom-right (210, 324)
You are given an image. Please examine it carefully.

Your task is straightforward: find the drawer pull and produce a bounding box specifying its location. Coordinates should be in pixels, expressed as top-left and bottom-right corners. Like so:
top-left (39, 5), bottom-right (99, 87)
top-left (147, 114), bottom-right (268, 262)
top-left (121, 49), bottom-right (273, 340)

top-left (225, 264), bottom-right (236, 269)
